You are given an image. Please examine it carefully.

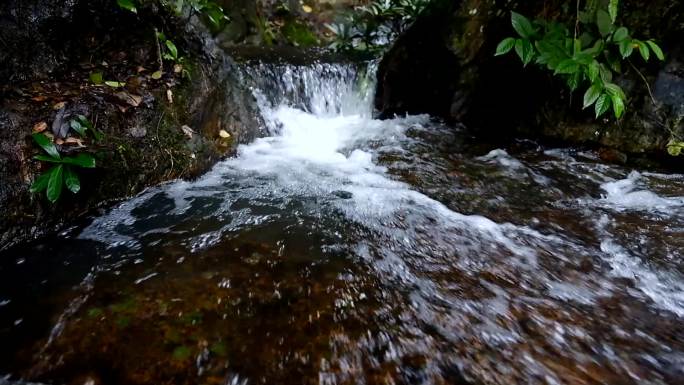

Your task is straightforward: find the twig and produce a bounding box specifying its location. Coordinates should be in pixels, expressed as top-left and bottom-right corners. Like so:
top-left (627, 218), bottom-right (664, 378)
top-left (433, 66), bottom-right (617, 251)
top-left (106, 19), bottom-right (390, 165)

top-left (153, 27), bottom-right (163, 72)
top-left (627, 59), bottom-right (657, 106)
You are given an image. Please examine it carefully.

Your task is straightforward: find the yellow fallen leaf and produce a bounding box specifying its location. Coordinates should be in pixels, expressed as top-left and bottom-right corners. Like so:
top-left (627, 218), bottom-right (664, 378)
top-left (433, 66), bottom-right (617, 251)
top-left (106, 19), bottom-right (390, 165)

top-left (219, 130), bottom-right (231, 139)
top-left (302, 5), bottom-right (312, 13)
top-left (53, 101), bottom-right (66, 110)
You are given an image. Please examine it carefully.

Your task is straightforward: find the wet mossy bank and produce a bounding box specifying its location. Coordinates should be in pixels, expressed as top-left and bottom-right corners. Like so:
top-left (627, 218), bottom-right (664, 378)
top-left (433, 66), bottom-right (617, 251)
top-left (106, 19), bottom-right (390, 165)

top-left (0, 0), bottom-right (265, 251)
top-left (375, 0), bottom-right (684, 166)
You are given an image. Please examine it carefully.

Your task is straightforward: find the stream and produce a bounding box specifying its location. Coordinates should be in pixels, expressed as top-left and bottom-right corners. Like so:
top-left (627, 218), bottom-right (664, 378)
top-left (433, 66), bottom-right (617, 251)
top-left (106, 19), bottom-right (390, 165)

top-left (1, 61), bottom-right (683, 385)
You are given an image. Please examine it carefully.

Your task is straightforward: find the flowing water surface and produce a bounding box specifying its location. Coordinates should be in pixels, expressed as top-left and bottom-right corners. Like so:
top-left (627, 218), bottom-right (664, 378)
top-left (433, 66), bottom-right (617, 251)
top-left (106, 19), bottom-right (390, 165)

top-left (1, 61), bottom-right (683, 385)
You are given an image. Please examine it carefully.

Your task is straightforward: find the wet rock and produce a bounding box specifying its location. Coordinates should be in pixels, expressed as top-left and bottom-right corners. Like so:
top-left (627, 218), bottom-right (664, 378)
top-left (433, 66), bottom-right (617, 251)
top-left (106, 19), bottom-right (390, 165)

top-left (0, 0), bottom-right (265, 251)
top-left (375, 0), bottom-right (684, 159)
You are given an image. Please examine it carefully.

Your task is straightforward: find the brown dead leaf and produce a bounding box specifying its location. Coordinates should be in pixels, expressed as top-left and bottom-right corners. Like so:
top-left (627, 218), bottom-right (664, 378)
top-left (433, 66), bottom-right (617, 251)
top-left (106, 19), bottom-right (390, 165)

top-left (117, 105), bottom-right (129, 113)
top-left (55, 138), bottom-right (64, 145)
top-left (181, 125), bottom-right (195, 139)
top-left (31, 95), bottom-right (48, 102)
top-left (136, 66), bottom-right (147, 73)
top-left (63, 137), bottom-right (85, 147)
top-left (32, 121), bottom-right (48, 133)
top-left (115, 91), bottom-right (143, 107)
top-left (53, 101), bottom-right (66, 110)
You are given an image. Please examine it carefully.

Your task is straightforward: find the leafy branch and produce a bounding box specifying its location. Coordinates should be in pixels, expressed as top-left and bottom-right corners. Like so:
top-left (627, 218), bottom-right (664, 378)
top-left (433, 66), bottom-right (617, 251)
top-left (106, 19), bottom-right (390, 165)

top-left (495, 0), bottom-right (664, 120)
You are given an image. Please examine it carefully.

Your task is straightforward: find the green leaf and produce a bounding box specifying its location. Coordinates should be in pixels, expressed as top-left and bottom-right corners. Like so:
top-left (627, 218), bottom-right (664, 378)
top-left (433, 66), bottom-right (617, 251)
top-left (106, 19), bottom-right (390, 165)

top-left (495, 38), bottom-right (516, 56)
top-left (635, 40), bottom-right (650, 61)
top-left (514, 39), bottom-right (534, 66)
top-left (555, 59), bottom-right (579, 75)
top-left (599, 64), bottom-right (613, 83)
top-left (34, 154), bottom-right (63, 163)
top-left (587, 60), bottom-right (600, 82)
top-left (667, 140), bottom-right (684, 156)
top-left (595, 93), bottom-right (611, 118)
top-left (668, 145), bottom-right (682, 156)
top-left (619, 39), bottom-right (634, 58)
top-left (511, 12), bottom-right (535, 38)
top-left (608, 0), bottom-right (619, 23)
top-left (89, 72), bottom-right (104, 85)
top-left (583, 84), bottom-right (602, 109)
top-left (117, 0), bottom-right (137, 13)
top-left (573, 52), bottom-right (594, 65)
top-left (612, 27), bottom-right (629, 42)
top-left (105, 81), bottom-right (125, 88)
top-left (30, 172), bottom-right (50, 193)
top-left (70, 119), bottom-right (87, 136)
top-left (151, 70), bottom-right (163, 80)
top-left (611, 94), bottom-right (625, 119)
top-left (32, 133), bottom-right (60, 160)
top-left (47, 165), bottom-right (63, 203)
top-left (596, 10), bottom-right (614, 37)
top-left (64, 166), bottom-right (81, 194)
top-left (165, 40), bottom-right (178, 60)
top-left (604, 83), bottom-right (626, 100)
top-left (567, 71), bottom-right (582, 91)
top-left (62, 153), bottom-right (96, 168)
top-left (646, 40), bottom-right (665, 61)
top-left (77, 115), bottom-right (93, 129)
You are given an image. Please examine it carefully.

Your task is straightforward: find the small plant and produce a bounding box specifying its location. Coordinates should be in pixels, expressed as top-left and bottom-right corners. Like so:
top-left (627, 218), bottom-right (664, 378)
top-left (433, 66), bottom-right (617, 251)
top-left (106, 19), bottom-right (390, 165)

top-left (30, 133), bottom-right (97, 203)
top-left (117, 0), bottom-right (229, 29)
top-left (156, 31), bottom-right (179, 62)
top-left (495, 0), bottom-right (665, 120)
top-left (327, 0), bottom-right (431, 53)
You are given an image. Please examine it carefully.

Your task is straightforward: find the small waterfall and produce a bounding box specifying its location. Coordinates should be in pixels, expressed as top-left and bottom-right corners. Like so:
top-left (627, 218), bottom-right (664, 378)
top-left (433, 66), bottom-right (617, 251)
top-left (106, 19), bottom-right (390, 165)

top-left (240, 61), bottom-right (377, 127)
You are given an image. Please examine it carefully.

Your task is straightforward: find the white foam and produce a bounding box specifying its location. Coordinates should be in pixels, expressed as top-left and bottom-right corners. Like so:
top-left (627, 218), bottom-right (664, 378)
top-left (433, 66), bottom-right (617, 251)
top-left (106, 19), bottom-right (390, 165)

top-left (601, 171), bottom-right (684, 211)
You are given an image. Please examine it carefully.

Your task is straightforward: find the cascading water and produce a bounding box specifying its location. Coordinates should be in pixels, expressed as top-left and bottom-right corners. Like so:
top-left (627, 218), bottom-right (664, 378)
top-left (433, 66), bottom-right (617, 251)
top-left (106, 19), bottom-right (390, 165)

top-left (1, 60), bottom-right (683, 385)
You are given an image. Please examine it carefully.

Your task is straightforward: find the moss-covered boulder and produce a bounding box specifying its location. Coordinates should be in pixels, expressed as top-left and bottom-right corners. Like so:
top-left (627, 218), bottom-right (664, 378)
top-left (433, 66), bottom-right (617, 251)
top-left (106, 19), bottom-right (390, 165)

top-left (0, 0), bottom-right (265, 250)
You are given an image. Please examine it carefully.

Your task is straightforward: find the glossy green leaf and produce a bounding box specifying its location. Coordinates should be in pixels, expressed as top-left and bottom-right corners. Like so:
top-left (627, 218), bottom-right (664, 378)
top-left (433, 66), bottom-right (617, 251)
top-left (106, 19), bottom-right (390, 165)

top-left (612, 27), bottom-right (629, 42)
top-left (611, 94), bottom-right (625, 119)
top-left (30, 172), bottom-right (50, 193)
top-left (605, 83), bottom-right (626, 100)
top-left (646, 40), bottom-right (665, 61)
top-left (77, 115), bottom-right (93, 129)
top-left (64, 166), bottom-right (80, 194)
top-left (47, 165), bottom-right (63, 203)
top-left (619, 39), bottom-right (634, 58)
top-left (32, 133), bottom-right (60, 159)
top-left (514, 39), bottom-right (534, 66)
top-left (555, 59), bottom-right (579, 74)
top-left (583, 84), bottom-right (602, 109)
top-left (34, 154), bottom-right (63, 163)
top-left (62, 153), bottom-right (96, 168)
top-left (70, 119), bottom-right (87, 136)
top-left (635, 40), bottom-right (650, 61)
top-left (117, 0), bottom-right (137, 13)
top-left (511, 12), bottom-right (535, 38)
top-left (586, 60), bottom-right (600, 82)
top-left (495, 38), bottom-right (516, 56)
top-left (595, 93), bottom-right (611, 118)
top-left (165, 40), bottom-right (179, 60)
top-left (567, 71), bottom-right (582, 91)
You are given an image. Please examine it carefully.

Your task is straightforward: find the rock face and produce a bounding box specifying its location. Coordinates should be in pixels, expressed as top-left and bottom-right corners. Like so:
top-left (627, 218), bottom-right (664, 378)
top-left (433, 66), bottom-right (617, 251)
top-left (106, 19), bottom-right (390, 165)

top-left (0, 0), bottom-right (265, 250)
top-left (375, 0), bottom-right (684, 160)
